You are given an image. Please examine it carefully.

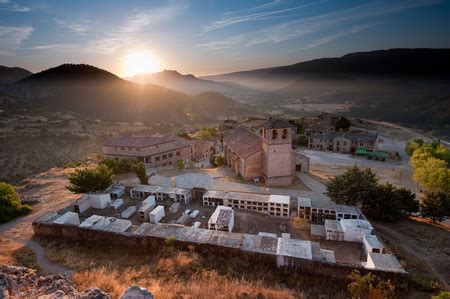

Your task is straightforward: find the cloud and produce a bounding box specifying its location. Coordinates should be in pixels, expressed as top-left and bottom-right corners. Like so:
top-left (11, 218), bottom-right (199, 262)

top-left (202, 1), bottom-right (322, 33)
top-left (0, 0), bottom-right (30, 12)
top-left (197, 0), bottom-right (443, 52)
top-left (54, 19), bottom-right (89, 36)
top-left (224, 0), bottom-right (283, 15)
top-left (30, 0), bottom-right (189, 55)
top-left (289, 23), bottom-right (383, 52)
top-left (0, 26), bottom-right (33, 55)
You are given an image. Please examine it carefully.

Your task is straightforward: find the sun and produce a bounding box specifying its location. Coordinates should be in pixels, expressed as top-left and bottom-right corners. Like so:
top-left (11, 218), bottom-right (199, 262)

top-left (123, 51), bottom-right (161, 77)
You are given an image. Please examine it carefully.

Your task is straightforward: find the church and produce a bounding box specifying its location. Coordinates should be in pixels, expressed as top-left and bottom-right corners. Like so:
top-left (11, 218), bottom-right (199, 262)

top-left (222, 119), bottom-right (309, 187)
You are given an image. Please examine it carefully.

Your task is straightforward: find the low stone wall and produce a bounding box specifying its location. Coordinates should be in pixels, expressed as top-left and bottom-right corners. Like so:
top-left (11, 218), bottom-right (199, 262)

top-left (32, 220), bottom-right (409, 289)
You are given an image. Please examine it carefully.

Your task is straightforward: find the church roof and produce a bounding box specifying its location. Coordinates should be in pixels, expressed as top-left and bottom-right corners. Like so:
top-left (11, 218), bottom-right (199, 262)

top-left (263, 119), bottom-right (292, 129)
top-left (223, 126), bottom-right (262, 159)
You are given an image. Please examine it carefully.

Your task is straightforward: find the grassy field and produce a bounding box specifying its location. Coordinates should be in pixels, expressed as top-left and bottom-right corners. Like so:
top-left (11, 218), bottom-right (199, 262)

top-left (373, 217), bottom-right (450, 293)
top-left (39, 237), bottom-right (353, 298)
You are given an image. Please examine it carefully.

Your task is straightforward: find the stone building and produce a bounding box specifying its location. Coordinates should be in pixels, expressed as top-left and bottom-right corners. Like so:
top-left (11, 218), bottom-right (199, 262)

top-left (103, 134), bottom-right (201, 167)
top-left (305, 112), bottom-right (338, 136)
top-left (308, 131), bottom-right (378, 153)
top-left (222, 119), bottom-right (309, 186)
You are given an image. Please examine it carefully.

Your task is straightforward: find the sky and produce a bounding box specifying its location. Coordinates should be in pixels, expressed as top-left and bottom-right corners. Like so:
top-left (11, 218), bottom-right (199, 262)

top-left (1, 0), bottom-right (450, 77)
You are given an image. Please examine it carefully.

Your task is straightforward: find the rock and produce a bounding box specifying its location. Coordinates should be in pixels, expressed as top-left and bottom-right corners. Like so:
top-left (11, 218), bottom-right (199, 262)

top-left (120, 285), bottom-right (153, 299)
top-left (82, 287), bottom-right (111, 299)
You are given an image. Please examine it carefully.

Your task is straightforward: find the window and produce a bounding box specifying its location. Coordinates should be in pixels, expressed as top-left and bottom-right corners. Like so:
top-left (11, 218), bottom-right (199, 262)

top-left (155, 156), bottom-right (160, 161)
top-left (282, 129), bottom-right (288, 139)
top-left (176, 151), bottom-right (180, 156)
top-left (272, 129), bottom-right (278, 139)
top-left (136, 148), bottom-right (141, 151)
top-left (169, 153), bottom-right (173, 158)
top-left (120, 147), bottom-right (125, 150)
top-left (128, 147), bottom-right (133, 150)
top-left (162, 154), bottom-right (167, 159)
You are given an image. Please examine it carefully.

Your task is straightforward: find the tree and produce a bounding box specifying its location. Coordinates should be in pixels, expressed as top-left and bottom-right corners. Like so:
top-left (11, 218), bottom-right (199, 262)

top-left (131, 162), bottom-right (148, 185)
top-left (209, 154), bottom-right (225, 167)
top-left (176, 160), bottom-right (185, 169)
top-left (405, 138), bottom-right (424, 156)
top-left (0, 182), bottom-right (31, 223)
top-left (335, 116), bottom-right (351, 131)
top-left (363, 183), bottom-right (418, 222)
top-left (411, 152), bottom-right (450, 193)
top-left (67, 164), bottom-right (113, 194)
top-left (99, 158), bottom-right (137, 174)
top-left (433, 291), bottom-right (450, 299)
top-left (325, 166), bottom-right (378, 205)
top-left (348, 270), bottom-right (395, 299)
top-left (420, 191), bottom-right (450, 222)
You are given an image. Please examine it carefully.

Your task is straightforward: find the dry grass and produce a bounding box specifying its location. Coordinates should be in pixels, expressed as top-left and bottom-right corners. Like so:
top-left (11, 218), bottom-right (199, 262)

top-left (40, 238), bottom-right (349, 299)
top-left (373, 217), bottom-right (450, 292)
top-left (11, 245), bottom-right (41, 273)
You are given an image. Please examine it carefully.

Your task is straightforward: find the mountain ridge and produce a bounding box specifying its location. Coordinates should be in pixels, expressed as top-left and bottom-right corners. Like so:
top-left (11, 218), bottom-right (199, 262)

top-left (0, 65), bottom-right (33, 84)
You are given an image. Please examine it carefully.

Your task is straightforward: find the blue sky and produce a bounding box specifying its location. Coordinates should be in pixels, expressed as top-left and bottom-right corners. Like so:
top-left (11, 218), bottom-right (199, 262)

top-left (1, 0), bottom-right (450, 76)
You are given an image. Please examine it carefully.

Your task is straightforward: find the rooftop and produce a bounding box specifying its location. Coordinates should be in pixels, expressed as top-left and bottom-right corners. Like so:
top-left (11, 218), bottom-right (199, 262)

top-left (223, 126), bottom-right (262, 159)
top-left (209, 206), bottom-right (234, 227)
top-left (263, 118), bottom-right (292, 129)
top-left (277, 237), bottom-right (313, 261)
top-left (340, 219), bottom-right (373, 232)
top-left (269, 194), bottom-right (290, 205)
top-left (203, 190), bottom-right (229, 199)
top-left (364, 235), bottom-right (384, 249)
top-left (224, 192), bottom-right (270, 203)
top-left (367, 252), bottom-right (405, 273)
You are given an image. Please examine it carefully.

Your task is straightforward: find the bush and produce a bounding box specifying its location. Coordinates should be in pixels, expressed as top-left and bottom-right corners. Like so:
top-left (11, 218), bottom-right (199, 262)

top-left (0, 182), bottom-right (32, 223)
top-left (132, 162), bottom-right (148, 185)
top-left (67, 164), bottom-right (114, 194)
top-left (209, 154), bottom-right (225, 167)
top-left (176, 160), bottom-right (185, 169)
top-left (164, 236), bottom-right (177, 246)
top-left (99, 158), bottom-right (138, 174)
top-left (348, 270), bottom-right (395, 299)
top-left (335, 116), bottom-right (351, 131)
top-left (420, 191), bottom-right (450, 223)
top-left (64, 161), bottom-right (82, 168)
top-left (433, 291), bottom-right (450, 299)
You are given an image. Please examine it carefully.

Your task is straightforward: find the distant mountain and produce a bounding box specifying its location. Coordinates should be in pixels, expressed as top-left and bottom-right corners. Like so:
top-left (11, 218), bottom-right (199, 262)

top-left (1, 64), bottom-right (250, 122)
top-left (128, 69), bottom-right (255, 100)
top-left (0, 65), bottom-right (33, 84)
top-left (202, 48), bottom-right (450, 90)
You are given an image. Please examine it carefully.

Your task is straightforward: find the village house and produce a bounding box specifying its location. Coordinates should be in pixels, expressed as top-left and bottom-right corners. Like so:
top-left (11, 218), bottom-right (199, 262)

top-left (304, 112), bottom-right (338, 136)
top-left (308, 131), bottom-right (378, 153)
top-left (102, 134), bottom-right (201, 167)
top-left (222, 119), bottom-right (309, 186)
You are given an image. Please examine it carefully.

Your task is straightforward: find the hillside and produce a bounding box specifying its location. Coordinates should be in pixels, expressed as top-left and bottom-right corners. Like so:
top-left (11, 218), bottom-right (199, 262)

top-left (0, 64), bottom-right (250, 123)
top-left (128, 69), bottom-right (255, 100)
top-left (0, 65), bottom-right (32, 84)
top-left (202, 49), bottom-right (450, 136)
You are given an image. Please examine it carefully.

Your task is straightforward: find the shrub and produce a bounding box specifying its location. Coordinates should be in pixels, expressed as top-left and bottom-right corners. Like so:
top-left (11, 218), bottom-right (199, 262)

top-left (420, 191), bottom-right (450, 223)
top-left (99, 158), bottom-right (138, 174)
top-left (209, 154), bottom-right (225, 167)
top-left (347, 270), bottom-right (395, 299)
top-left (131, 162), bottom-right (148, 185)
top-left (67, 164), bottom-right (113, 194)
top-left (335, 116), bottom-right (351, 131)
top-left (164, 236), bottom-right (177, 246)
top-left (0, 182), bottom-right (32, 223)
top-left (176, 160), bottom-right (185, 169)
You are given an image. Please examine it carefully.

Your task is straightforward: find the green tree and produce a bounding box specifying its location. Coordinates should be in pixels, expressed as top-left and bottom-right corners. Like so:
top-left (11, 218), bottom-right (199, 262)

top-left (0, 182), bottom-right (31, 223)
top-left (99, 158), bottom-right (137, 174)
top-left (433, 291), bottom-right (450, 299)
top-left (209, 154), bottom-right (225, 167)
top-left (363, 183), bottom-right (418, 222)
top-left (411, 151), bottom-right (450, 193)
top-left (132, 162), bottom-right (148, 185)
top-left (335, 116), bottom-right (351, 131)
top-left (420, 191), bottom-right (450, 222)
top-left (325, 166), bottom-right (378, 205)
top-left (67, 164), bottom-right (113, 194)
top-left (176, 160), bottom-right (185, 169)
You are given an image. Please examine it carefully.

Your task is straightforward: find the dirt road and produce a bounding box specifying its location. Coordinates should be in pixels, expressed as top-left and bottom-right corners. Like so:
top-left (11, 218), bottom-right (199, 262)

top-left (0, 168), bottom-right (79, 274)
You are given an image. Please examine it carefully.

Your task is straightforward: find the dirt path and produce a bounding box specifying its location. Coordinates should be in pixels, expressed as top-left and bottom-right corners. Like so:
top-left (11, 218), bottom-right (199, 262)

top-left (0, 168), bottom-right (79, 275)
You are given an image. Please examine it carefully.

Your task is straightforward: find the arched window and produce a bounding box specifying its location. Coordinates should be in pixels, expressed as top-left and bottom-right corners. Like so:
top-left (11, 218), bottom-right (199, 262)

top-left (272, 129), bottom-right (278, 139)
top-left (282, 129), bottom-right (288, 139)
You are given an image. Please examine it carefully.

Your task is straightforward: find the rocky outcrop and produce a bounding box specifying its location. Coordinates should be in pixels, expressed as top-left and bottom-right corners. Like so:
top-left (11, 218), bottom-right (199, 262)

top-left (0, 265), bottom-right (110, 298)
top-left (120, 285), bottom-right (153, 299)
